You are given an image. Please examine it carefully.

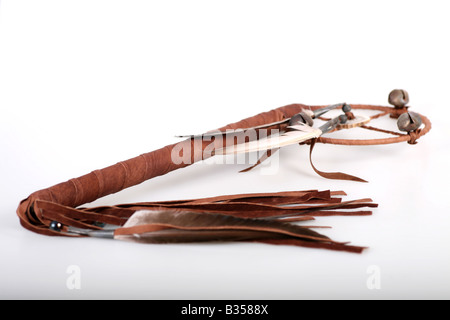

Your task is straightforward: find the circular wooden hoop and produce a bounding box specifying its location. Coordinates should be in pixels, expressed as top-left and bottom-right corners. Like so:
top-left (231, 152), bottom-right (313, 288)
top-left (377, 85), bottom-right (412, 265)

top-left (310, 104), bottom-right (431, 146)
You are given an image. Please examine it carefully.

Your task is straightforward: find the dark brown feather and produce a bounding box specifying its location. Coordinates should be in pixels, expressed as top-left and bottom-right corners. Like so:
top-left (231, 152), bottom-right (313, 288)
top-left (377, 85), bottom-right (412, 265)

top-left (114, 209), bottom-right (335, 243)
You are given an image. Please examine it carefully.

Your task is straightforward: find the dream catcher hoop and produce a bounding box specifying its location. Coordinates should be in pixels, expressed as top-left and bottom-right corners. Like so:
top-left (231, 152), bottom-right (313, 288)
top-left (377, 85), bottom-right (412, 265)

top-left (313, 104), bottom-right (431, 146)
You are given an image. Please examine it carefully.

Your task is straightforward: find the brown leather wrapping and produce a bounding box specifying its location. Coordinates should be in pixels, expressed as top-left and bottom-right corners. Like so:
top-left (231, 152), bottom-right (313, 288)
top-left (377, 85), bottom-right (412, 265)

top-left (16, 103), bottom-right (429, 237)
top-left (17, 104), bottom-right (305, 236)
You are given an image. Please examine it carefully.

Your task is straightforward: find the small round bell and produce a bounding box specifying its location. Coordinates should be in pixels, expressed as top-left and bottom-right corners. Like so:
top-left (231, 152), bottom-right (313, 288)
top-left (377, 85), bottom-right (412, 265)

top-left (397, 112), bottom-right (422, 132)
top-left (388, 89), bottom-right (409, 108)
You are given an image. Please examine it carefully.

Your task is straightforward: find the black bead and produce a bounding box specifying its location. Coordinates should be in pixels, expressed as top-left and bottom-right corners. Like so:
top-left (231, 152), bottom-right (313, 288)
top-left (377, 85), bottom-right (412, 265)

top-left (93, 221), bottom-right (106, 228)
top-left (49, 221), bottom-right (63, 232)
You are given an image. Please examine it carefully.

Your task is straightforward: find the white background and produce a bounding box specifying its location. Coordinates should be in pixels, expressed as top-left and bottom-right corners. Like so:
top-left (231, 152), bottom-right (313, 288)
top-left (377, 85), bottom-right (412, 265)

top-left (0, 0), bottom-right (449, 299)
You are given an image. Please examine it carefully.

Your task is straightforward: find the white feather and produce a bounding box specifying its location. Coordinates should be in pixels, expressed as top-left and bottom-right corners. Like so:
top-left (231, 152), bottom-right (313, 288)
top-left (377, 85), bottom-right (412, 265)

top-left (214, 123), bottom-right (322, 155)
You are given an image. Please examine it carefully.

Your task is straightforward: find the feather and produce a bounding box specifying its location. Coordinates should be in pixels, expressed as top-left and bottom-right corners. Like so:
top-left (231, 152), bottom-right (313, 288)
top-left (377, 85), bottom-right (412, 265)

top-left (256, 239), bottom-right (366, 254)
top-left (214, 123), bottom-right (322, 155)
top-left (114, 209), bottom-right (337, 244)
top-left (176, 119), bottom-right (291, 139)
top-left (113, 209), bottom-right (367, 253)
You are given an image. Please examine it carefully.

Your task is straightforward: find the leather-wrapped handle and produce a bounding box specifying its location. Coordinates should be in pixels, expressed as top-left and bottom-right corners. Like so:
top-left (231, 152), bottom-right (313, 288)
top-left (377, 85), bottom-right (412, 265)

top-left (17, 104), bottom-right (306, 235)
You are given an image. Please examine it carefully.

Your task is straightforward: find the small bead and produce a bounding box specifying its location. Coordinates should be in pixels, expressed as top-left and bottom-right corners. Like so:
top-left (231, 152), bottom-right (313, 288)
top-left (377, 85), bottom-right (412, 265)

top-left (49, 221), bottom-right (63, 232)
top-left (342, 103), bottom-right (352, 113)
top-left (339, 114), bottom-right (348, 124)
top-left (93, 221), bottom-right (106, 228)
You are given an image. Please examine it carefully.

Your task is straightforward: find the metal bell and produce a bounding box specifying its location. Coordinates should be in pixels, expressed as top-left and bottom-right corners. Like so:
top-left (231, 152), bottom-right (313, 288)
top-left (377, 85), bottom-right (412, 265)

top-left (389, 89), bottom-right (409, 108)
top-left (397, 112), bottom-right (422, 132)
